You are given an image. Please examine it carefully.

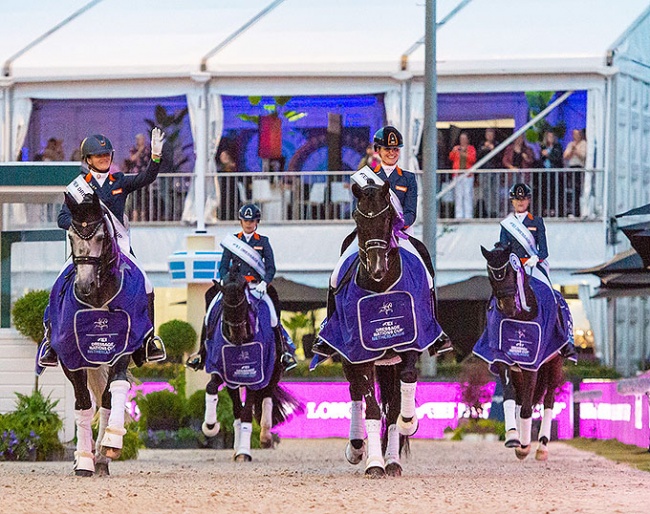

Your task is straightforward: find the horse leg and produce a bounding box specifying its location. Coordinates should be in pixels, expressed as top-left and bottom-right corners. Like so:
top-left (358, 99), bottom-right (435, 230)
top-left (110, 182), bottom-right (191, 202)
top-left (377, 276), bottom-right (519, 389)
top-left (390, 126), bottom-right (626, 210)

top-left (227, 387), bottom-right (243, 453)
top-left (88, 367), bottom-right (111, 477)
top-left (536, 357), bottom-right (562, 461)
top-left (514, 370), bottom-right (538, 461)
top-left (259, 396), bottom-right (274, 449)
top-left (342, 361), bottom-right (366, 466)
top-left (202, 374), bottom-right (222, 437)
top-left (379, 364), bottom-right (402, 477)
top-left (62, 367), bottom-right (95, 477)
top-left (499, 365), bottom-right (521, 448)
top-left (234, 388), bottom-right (253, 462)
top-left (100, 355), bottom-right (131, 459)
top-left (396, 351), bottom-right (419, 436)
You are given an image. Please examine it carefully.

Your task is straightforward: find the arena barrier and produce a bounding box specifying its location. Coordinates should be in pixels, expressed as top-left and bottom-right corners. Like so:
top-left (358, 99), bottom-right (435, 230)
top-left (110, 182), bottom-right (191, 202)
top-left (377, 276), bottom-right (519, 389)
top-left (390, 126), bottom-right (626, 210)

top-left (578, 379), bottom-right (650, 449)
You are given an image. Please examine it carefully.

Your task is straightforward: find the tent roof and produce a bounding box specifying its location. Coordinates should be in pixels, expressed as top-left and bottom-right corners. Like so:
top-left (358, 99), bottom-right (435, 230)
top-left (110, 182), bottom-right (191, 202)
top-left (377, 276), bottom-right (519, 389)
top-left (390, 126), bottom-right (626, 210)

top-left (437, 275), bottom-right (491, 302)
top-left (3, 0), bottom-right (649, 83)
top-left (273, 276), bottom-right (327, 312)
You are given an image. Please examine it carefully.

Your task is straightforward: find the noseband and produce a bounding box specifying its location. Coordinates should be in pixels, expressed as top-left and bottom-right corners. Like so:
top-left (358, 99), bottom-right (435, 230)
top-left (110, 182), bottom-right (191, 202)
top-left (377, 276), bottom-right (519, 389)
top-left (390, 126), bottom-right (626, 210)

top-left (70, 214), bottom-right (118, 273)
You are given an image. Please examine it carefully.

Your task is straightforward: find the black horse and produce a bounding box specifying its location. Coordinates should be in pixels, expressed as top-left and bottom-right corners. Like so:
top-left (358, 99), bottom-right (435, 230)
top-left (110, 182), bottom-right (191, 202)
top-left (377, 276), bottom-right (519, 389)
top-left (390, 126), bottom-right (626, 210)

top-left (475, 242), bottom-right (572, 460)
top-left (43, 193), bottom-right (151, 476)
top-left (316, 180), bottom-right (447, 477)
top-left (192, 264), bottom-right (300, 461)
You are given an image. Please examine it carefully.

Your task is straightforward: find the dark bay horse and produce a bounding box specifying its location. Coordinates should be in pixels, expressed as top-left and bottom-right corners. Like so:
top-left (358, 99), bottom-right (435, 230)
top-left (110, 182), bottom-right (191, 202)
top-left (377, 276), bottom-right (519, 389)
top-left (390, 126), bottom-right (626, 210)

top-left (195, 264), bottom-right (300, 461)
top-left (317, 181), bottom-right (446, 477)
top-left (44, 193), bottom-right (152, 476)
top-left (474, 242), bottom-right (572, 460)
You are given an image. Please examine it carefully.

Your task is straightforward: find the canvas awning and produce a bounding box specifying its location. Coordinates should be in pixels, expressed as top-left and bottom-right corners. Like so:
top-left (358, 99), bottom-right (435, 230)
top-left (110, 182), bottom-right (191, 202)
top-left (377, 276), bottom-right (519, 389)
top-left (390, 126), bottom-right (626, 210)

top-left (273, 276), bottom-right (327, 312)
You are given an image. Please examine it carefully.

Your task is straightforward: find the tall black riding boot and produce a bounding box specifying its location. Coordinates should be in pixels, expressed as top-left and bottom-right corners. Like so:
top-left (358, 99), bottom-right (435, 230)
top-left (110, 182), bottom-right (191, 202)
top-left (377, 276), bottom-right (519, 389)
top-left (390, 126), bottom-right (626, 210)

top-left (274, 325), bottom-right (297, 371)
top-left (145, 293), bottom-right (166, 362)
top-left (38, 340), bottom-right (59, 367)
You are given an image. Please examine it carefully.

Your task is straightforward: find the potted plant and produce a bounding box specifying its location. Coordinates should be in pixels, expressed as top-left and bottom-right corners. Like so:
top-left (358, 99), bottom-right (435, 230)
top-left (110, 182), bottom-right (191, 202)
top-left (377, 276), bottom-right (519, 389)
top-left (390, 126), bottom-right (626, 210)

top-left (158, 319), bottom-right (197, 364)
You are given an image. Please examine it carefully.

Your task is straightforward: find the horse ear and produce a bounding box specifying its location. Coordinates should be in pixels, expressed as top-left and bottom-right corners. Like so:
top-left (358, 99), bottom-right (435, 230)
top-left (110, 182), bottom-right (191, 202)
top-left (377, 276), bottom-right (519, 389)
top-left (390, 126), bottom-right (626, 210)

top-left (351, 182), bottom-right (362, 199)
top-left (480, 245), bottom-right (491, 260)
top-left (381, 181), bottom-right (390, 196)
top-left (64, 192), bottom-right (75, 209)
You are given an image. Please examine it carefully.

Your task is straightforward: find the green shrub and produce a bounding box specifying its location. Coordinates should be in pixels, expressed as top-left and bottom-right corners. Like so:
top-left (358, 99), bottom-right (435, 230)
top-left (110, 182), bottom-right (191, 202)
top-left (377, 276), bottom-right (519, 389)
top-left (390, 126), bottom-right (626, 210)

top-left (136, 390), bottom-right (186, 431)
top-left (450, 418), bottom-right (505, 441)
top-left (0, 390), bottom-right (63, 461)
top-left (158, 320), bottom-right (197, 363)
top-left (290, 360), bottom-right (344, 378)
top-left (93, 421), bottom-right (142, 461)
top-left (11, 289), bottom-right (50, 343)
top-left (130, 362), bottom-right (185, 381)
top-left (564, 361), bottom-right (622, 381)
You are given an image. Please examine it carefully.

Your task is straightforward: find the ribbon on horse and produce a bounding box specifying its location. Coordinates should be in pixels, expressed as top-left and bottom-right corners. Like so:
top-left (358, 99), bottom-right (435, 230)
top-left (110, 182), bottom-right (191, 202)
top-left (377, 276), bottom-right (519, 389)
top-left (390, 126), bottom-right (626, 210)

top-left (473, 276), bottom-right (573, 373)
top-left (318, 248), bottom-right (445, 364)
top-left (204, 292), bottom-right (281, 390)
top-left (220, 233), bottom-right (266, 278)
top-left (46, 254), bottom-right (152, 370)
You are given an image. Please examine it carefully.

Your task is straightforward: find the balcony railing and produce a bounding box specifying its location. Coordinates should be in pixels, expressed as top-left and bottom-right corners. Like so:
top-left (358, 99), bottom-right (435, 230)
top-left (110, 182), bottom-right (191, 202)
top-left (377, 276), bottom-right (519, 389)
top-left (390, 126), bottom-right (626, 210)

top-left (3, 168), bottom-right (603, 229)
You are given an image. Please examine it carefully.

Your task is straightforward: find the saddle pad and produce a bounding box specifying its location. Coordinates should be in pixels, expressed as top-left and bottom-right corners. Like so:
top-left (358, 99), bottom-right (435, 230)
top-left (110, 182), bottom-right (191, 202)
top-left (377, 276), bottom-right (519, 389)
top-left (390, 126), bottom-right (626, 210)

top-left (358, 291), bottom-right (416, 351)
top-left (498, 318), bottom-right (541, 366)
top-left (222, 341), bottom-right (265, 386)
top-left (74, 309), bottom-right (130, 365)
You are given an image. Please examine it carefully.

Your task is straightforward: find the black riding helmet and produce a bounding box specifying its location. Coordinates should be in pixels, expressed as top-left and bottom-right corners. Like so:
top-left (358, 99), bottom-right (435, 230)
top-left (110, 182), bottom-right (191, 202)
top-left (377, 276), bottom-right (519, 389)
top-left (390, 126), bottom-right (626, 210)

top-left (80, 134), bottom-right (114, 172)
top-left (238, 203), bottom-right (262, 221)
top-left (509, 183), bottom-right (532, 200)
top-left (373, 126), bottom-right (404, 150)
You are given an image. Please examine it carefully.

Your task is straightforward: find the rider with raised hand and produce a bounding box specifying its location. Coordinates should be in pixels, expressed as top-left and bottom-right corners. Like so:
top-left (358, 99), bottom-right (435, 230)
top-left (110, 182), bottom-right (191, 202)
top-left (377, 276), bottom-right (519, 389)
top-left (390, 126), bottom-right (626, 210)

top-left (217, 203), bottom-right (296, 371)
top-left (499, 182), bottom-right (576, 359)
top-left (39, 129), bottom-right (166, 367)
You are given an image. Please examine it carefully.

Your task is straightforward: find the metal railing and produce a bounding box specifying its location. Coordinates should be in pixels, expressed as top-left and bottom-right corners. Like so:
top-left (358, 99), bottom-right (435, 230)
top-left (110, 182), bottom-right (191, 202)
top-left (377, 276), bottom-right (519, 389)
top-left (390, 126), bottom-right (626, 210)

top-left (3, 168), bottom-right (603, 228)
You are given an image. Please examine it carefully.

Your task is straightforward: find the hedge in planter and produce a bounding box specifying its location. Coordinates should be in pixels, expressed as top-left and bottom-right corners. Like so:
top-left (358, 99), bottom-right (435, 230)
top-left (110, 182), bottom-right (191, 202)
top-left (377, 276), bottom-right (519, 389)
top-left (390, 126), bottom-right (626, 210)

top-left (11, 289), bottom-right (50, 343)
top-left (158, 319), bottom-right (197, 363)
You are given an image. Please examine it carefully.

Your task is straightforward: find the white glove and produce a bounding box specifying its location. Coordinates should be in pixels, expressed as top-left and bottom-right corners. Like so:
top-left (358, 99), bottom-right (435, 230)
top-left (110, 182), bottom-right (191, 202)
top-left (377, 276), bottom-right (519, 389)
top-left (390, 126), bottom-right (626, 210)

top-left (255, 281), bottom-right (267, 295)
top-left (151, 127), bottom-right (165, 156)
top-left (524, 255), bottom-right (539, 268)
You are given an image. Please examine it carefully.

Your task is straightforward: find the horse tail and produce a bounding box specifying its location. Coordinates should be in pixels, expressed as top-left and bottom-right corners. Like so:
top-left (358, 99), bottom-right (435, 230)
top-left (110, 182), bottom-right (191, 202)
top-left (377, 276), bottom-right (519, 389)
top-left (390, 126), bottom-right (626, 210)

top-left (253, 383), bottom-right (304, 427)
top-left (375, 363), bottom-right (410, 457)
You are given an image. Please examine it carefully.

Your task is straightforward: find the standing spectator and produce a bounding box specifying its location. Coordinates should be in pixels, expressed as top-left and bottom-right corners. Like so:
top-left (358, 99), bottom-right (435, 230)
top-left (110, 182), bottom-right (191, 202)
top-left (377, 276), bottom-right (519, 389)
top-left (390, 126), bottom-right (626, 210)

top-left (477, 128), bottom-right (502, 217)
top-left (449, 132), bottom-right (476, 219)
top-left (124, 133), bottom-right (152, 222)
top-left (42, 138), bottom-right (64, 161)
top-left (564, 128), bottom-right (587, 218)
top-left (539, 131), bottom-right (564, 217)
top-left (357, 143), bottom-right (381, 170)
top-left (217, 149), bottom-right (238, 220)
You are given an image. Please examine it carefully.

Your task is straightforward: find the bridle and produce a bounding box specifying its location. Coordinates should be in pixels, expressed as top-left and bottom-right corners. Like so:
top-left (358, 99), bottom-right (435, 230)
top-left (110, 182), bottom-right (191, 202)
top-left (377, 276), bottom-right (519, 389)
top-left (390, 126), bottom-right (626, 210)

top-left (70, 212), bottom-right (119, 276)
top-left (355, 202), bottom-right (393, 272)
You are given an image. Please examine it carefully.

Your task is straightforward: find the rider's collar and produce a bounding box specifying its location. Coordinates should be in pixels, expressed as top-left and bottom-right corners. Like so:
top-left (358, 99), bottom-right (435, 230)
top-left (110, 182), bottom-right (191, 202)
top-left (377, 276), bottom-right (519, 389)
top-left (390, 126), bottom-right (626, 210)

top-left (515, 211), bottom-right (529, 221)
top-left (374, 164), bottom-right (402, 176)
top-left (237, 231), bottom-right (259, 241)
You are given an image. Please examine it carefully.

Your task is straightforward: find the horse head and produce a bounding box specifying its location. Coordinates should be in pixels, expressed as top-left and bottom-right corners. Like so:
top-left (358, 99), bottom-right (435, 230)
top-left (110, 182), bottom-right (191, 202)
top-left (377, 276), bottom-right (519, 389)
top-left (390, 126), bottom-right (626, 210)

top-left (352, 180), bottom-right (396, 283)
top-left (481, 242), bottom-right (535, 319)
top-left (65, 192), bottom-right (119, 306)
top-left (214, 262), bottom-right (254, 345)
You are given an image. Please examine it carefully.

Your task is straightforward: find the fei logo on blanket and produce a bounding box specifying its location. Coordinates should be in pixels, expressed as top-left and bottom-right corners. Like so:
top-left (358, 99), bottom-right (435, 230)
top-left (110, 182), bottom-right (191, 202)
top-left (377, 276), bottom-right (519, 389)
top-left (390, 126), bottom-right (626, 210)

top-left (358, 291), bottom-right (417, 351)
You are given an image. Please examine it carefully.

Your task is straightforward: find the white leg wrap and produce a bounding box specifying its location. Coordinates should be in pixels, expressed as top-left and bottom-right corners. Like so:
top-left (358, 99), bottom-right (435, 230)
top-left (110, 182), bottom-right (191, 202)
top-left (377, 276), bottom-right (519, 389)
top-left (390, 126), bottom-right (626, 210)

top-left (503, 399), bottom-right (517, 432)
top-left (400, 381), bottom-right (417, 419)
top-left (365, 419), bottom-right (384, 470)
top-left (261, 397), bottom-right (273, 430)
top-left (520, 417), bottom-right (532, 447)
top-left (75, 408), bottom-right (95, 456)
top-left (540, 408), bottom-right (553, 441)
top-left (233, 419), bottom-right (241, 451)
top-left (237, 422), bottom-right (252, 457)
top-left (515, 404), bottom-right (522, 433)
top-left (96, 407), bottom-right (111, 460)
top-left (204, 393), bottom-right (219, 425)
top-left (107, 380), bottom-right (130, 429)
top-left (349, 400), bottom-right (365, 441)
top-left (385, 424), bottom-right (400, 464)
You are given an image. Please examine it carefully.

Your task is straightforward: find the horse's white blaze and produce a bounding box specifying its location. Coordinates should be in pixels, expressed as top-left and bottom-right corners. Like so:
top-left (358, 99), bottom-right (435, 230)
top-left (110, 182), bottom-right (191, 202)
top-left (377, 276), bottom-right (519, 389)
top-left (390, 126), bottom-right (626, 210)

top-left (74, 408), bottom-right (95, 472)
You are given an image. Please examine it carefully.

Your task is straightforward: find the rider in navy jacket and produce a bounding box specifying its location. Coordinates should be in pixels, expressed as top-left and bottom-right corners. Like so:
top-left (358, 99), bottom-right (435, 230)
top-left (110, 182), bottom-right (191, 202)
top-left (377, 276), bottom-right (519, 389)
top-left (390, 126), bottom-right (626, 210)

top-left (218, 231), bottom-right (276, 284)
top-left (499, 209), bottom-right (549, 263)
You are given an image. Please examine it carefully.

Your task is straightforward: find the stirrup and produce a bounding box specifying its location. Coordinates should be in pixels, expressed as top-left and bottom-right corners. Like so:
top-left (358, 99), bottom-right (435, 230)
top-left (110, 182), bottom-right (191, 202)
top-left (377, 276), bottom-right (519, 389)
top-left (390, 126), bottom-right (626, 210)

top-left (38, 343), bottom-right (59, 368)
top-left (281, 352), bottom-right (297, 371)
top-left (185, 353), bottom-right (204, 371)
top-left (146, 336), bottom-right (166, 362)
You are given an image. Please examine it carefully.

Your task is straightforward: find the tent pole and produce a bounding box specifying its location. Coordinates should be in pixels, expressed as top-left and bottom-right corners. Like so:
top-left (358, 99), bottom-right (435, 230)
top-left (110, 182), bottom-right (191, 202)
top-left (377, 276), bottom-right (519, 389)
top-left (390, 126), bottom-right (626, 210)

top-left (191, 73), bottom-right (211, 233)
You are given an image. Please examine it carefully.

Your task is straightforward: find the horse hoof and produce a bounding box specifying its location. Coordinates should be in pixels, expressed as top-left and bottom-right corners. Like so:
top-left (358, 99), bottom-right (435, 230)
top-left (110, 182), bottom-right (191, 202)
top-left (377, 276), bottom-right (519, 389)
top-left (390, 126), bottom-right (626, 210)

top-left (365, 466), bottom-right (386, 479)
top-left (385, 462), bottom-right (402, 477)
top-left (202, 421), bottom-right (220, 438)
top-left (504, 429), bottom-right (521, 448)
top-left (95, 462), bottom-right (110, 477)
top-left (234, 453), bottom-right (252, 462)
top-left (397, 415), bottom-right (419, 436)
top-left (260, 438), bottom-right (274, 449)
top-left (535, 446), bottom-right (549, 462)
top-left (75, 469), bottom-right (94, 477)
top-left (515, 445), bottom-right (531, 460)
top-left (345, 441), bottom-right (365, 465)
top-left (101, 446), bottom-right (122, 460)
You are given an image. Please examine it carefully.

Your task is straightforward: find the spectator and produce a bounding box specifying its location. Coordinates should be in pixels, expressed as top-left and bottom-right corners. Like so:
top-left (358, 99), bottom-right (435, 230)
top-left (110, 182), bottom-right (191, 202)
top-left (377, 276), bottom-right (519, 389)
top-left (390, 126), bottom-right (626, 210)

top-left (357, 143), bottom-right (381, 170)
top-left (538, 131), bottom-right (564, 217)
top-left (502, 134), bottom-right (536, 216)
top-left (476, 128), bottom-right (502, 217)
top-left (564, 128), bottom-right (587, 218)
top-left (217, 149), bottom-right (238, 220)
top-left (449, 132), bottom-right (476, 219)
top-left (42, 138), bottom-right (64, 161)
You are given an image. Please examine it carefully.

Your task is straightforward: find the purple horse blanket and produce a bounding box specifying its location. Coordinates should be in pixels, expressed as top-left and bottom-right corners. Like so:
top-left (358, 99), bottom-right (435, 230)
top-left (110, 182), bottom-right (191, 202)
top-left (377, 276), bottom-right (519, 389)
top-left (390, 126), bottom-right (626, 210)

top-left (473, 276), bottom-right (573, 373)
top-left (204, 294), bottom-right (288, 390)
top-left (46, 255), bottom-right (152, 371)
top-left (317, 248), bottom-right (445, 364)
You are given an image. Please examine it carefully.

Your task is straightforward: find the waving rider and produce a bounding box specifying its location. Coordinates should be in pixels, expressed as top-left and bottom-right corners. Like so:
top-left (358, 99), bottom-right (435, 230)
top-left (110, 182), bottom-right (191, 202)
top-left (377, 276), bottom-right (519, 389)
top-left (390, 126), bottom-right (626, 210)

top-left (38, 129), bottom-right (166, 367)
